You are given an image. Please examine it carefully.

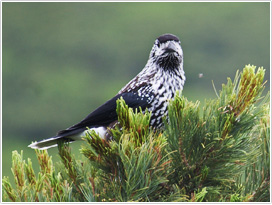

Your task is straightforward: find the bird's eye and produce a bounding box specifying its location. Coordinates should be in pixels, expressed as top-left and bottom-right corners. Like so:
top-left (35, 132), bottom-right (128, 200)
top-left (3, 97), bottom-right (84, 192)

top-left (155, 39), bottom-right (160, 46)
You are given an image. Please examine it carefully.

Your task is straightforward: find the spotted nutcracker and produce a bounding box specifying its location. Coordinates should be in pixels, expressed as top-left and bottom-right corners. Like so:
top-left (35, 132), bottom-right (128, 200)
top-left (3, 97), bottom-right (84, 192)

top-left (29, 33), bottom-right (186, 150)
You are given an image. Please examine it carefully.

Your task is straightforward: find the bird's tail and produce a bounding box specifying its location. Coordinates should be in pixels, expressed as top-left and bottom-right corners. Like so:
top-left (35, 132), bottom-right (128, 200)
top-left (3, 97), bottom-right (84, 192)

top-left (28, 135), bottom-right (83, 150)
top-left (28, 127), bottom-right (106, 150)
top-left (28, 136), bottom-right (66, 150)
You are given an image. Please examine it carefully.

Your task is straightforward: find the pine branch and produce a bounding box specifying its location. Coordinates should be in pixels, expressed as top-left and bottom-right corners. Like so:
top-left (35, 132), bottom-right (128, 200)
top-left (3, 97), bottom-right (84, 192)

top-left (80, 98), bottom-right (170, 201)
top-left (2, 150), bottom-right (75, 202)
top-left (164, 65), bottom-right (269, 201)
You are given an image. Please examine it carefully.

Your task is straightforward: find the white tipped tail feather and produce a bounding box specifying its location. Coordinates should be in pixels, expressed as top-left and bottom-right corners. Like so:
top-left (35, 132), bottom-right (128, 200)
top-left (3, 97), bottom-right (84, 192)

top-left (28, 127), bottom-right (107, 150)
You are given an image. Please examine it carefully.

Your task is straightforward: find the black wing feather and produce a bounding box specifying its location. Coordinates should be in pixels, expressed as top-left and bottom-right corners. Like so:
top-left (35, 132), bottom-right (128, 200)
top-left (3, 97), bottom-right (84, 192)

top-left (57, 92), bottom-right (150, 137)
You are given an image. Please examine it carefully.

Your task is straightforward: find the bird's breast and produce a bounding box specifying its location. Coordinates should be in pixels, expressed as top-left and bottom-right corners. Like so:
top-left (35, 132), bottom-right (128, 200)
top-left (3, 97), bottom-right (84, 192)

top-left (147, 71), bottom-right (185, 128)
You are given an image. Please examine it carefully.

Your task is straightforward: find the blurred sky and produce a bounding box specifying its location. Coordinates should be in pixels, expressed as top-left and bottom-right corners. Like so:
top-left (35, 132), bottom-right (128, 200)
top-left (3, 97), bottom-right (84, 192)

top-left (2, 2), bottom-right (270, 181)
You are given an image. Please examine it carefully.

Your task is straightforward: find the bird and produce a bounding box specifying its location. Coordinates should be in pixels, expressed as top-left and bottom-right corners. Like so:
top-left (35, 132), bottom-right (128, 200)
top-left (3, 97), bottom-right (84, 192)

top-left (29, 33), bottom-right (186, 150)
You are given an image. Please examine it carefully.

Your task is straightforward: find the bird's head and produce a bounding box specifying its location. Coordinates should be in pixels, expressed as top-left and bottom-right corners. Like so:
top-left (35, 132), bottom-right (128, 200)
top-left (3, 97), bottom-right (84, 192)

top-left (149, 34), bottom-right (183, 71)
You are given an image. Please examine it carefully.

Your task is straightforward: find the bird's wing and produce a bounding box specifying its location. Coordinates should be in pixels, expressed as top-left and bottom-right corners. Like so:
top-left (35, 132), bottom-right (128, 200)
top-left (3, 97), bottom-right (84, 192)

top-left (57, 92), bottom-right (151, 137)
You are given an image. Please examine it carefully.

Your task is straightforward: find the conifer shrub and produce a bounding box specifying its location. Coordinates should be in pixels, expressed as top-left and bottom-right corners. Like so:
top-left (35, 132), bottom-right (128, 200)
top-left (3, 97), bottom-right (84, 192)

top-left (2, 65), bottom-right (270, 202)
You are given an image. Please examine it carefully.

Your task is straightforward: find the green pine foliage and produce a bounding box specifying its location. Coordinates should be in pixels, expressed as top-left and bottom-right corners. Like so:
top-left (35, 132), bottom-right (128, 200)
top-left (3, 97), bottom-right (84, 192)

top-left (2, 65), bottom-right (270, 202)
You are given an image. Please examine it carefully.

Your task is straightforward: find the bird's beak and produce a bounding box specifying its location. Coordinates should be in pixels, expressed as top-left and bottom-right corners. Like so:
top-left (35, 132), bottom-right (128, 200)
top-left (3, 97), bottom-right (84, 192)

top-left (164, 41), bottom-right (177, 53)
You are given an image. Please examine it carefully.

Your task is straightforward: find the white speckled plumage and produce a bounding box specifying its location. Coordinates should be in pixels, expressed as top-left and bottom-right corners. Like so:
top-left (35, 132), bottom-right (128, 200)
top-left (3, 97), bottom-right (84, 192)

top-left (118, 34), bottom-right (185, 128)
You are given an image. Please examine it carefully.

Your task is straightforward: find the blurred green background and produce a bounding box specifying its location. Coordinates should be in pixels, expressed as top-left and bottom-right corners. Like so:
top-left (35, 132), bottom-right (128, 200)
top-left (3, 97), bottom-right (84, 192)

top-left (2, 2), bottom-right (270, 183)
